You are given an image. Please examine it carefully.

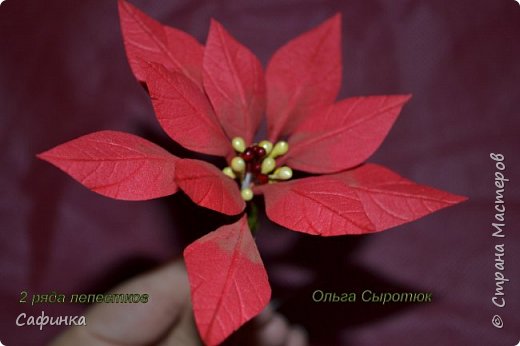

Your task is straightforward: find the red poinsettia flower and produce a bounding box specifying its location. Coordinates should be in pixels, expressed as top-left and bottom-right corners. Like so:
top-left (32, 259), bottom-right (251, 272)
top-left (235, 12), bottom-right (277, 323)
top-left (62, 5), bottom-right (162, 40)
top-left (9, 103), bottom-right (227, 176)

top-left (38, 1), bottom-right (466, 345)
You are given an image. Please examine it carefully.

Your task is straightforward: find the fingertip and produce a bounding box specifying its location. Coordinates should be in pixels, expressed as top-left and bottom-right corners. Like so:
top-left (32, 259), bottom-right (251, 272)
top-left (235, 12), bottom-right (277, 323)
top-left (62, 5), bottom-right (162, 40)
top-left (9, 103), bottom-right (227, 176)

top-left (256, 314), bottom-right (289, 346)
top-left (286, 325), bottom-right (309, 346)
top-left (253, 304), bottom-right (275, 326)
top-left (80, 259), bottom-right (191, 344)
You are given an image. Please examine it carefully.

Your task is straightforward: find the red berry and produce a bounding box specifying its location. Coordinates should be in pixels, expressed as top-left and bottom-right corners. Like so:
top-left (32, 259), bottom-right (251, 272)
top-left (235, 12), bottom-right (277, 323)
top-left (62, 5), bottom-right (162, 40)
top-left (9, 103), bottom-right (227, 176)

top-left (253, 145), bottom-right (266, 159)
top-left (241, 148), bottom-right (255, 161)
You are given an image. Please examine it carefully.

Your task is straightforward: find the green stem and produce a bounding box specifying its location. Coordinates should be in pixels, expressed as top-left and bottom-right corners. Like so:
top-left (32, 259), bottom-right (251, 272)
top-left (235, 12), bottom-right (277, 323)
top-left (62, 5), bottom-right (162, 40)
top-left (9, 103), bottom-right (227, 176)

top-left (247, 202), bottom-right (259, 235)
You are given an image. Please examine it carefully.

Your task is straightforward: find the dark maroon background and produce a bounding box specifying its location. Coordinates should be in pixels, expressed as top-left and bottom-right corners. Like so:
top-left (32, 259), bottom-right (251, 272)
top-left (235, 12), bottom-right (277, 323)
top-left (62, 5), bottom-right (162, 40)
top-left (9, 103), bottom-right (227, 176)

top-left (1, 0), bottom-right (519, 345)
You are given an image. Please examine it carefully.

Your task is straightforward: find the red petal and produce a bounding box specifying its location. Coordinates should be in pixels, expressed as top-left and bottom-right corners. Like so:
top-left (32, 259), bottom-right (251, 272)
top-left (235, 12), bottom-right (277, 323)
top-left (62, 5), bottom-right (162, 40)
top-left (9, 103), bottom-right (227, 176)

top-left (330, 164), bottom-right (467, 232)
top-left (259, 176), bottom-right (375, 236)
top-left (143, 62), bottom-right (231, 157)
top-left (266, 14), bottom-right (342, 140)
top-left (285, 95), bottom-right (412, 173)
top-left (175, 159), bottom-right (245, 215)
top-left (118, 0), bottom-right (203, 87)
top-left (203, 20), bottom-right (265, 144)
top-left (37, 131), bottom-right (178, 200)
top-left (260, 164), bottom-right (466, 235)
top-left (184, 216), bottom-right (271, 346)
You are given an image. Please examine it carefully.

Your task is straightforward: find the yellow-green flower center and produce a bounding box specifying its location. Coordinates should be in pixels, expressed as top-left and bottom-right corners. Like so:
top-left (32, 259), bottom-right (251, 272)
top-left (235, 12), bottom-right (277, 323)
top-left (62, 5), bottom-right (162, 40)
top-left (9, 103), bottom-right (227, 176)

top-left (223, 137), bottom-right (293, 201)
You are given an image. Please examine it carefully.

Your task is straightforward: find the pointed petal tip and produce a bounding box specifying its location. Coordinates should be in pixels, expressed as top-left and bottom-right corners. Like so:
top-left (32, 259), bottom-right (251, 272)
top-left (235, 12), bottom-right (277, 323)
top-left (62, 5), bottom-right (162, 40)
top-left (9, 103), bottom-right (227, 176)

top-left (208, 18), bottom-right (225, 33)
top-left (323, 12), bottom-right (342, 31)
top-left (437, 188), bottom-right (468, 206)
top-left (36, 152), bottom-right (51, 166)
top-left (36, 148), bottom-right (57, 163)
top-left (307, 13), bottom-right (341, 42)
top-left (402, 93), bottom-right (413, 101)
top-left (382, 93), bottom-right (413, 103)
top-left (331, 12), bottom-right (342, 23)
top-left (390, 93), bottom-right (413, 107)
top-left (452, 193), bottom-right (469, 204)
top-left (209, 17), bottom-right (220, 26)
top-left (117, 0), bottom-right (130, 12)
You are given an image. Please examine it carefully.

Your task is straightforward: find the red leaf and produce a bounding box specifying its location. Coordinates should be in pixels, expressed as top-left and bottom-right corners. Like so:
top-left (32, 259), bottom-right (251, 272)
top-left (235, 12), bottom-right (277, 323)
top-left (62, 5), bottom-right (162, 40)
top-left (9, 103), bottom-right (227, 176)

top-left (259, 164), bottom-right (466, 235)
top-left (285, 95), bottom-right (411, 173)
top-left (266, 14), bottom-right (342, 141)
top-left (203, 20), bottom-right (265, 145)
top-left (37, 131), bottom-right (178, 200)
top-left (143, 62), bottom-right (232, 157)
top-left (258, 176), bottom-right (375, 236)
top-left (118, 0), bottom-right (203, 87)
top-left (184, 216), bottom-right (271, 346)
top-left (330, 164), bottom-right (467, 231)
top-left (175, 159), bottom-right (245, 215)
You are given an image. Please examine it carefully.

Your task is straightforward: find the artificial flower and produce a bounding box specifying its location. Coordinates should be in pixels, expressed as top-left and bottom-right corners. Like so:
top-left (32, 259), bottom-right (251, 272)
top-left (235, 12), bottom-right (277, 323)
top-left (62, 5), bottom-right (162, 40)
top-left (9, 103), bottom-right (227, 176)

top-left (38, 1), bottom-right (466, 345)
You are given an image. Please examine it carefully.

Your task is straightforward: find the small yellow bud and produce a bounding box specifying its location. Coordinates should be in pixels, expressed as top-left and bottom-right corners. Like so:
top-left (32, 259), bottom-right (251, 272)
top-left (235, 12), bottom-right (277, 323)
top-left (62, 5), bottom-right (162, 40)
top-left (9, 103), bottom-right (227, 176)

top-left (258, 140), bottom-right (273, 155)
top-left (261, 157), bottom-right (276, 174)
top-left (241, 188), bottom-right (253, 201)
top-left (231, 137), bottom-right (246, 153)
top-left (222, 167), bottom-right (236, 179)
top-left (270, 141), bottom-right (289, 158)
top-left (271, 166), bottom-right (292, 180)
top-left (231, 156), bottom-right (245, 173)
